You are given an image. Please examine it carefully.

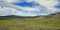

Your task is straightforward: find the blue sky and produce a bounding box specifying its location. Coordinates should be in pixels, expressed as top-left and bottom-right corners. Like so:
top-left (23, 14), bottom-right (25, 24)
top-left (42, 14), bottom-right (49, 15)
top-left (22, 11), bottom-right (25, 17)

top-left (0, 0), bottom-right (60, 16)
top-left (55, 4), bottom-right (60, 8)
top-left (14, 1), bottom-right (39, 7)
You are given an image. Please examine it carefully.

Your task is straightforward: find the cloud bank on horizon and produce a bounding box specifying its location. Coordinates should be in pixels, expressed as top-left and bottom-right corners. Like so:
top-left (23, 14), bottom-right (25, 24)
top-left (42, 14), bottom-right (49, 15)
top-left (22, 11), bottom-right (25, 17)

top-left (0, 0), bottom-right (60, 16)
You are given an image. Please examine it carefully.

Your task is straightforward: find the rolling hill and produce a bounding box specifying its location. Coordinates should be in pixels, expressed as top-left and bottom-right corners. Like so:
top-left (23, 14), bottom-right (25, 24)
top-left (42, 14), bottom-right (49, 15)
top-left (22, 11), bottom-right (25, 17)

top-left (0, 12), bottom-right (60, 30)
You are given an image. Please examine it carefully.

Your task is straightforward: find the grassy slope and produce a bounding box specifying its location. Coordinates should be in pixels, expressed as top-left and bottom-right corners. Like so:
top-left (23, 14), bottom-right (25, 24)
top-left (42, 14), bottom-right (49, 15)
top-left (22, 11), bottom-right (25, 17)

top-left (0, 16), bottom-right (60, 30)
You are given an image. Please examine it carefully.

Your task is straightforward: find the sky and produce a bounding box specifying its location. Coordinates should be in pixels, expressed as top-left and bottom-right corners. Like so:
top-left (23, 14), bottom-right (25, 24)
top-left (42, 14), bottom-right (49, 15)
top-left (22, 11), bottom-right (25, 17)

top-left (0, 0), bottom-right (60, 16)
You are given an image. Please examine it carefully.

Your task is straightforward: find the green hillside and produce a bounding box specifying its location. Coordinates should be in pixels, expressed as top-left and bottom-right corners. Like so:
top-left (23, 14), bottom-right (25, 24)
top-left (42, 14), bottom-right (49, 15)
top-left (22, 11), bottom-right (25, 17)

top-left (0, 12), bottom-right (60, 30)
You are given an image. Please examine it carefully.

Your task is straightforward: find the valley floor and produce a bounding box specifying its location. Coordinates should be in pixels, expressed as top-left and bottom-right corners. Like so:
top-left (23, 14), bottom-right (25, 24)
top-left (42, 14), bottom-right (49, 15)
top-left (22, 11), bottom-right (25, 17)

top-left (0, 17), bottom-right (60, 30)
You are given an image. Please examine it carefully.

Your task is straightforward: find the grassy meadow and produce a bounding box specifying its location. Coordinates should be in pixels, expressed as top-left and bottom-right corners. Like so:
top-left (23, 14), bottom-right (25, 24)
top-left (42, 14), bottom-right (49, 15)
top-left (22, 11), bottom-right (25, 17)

top-left (0, 16), bottom-right (60, 30)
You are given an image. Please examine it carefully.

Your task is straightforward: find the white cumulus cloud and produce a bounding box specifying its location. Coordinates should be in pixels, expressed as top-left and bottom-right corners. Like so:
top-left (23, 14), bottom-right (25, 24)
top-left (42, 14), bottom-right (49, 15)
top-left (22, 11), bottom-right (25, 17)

top-left (0, 0), bottom-right (60, 16)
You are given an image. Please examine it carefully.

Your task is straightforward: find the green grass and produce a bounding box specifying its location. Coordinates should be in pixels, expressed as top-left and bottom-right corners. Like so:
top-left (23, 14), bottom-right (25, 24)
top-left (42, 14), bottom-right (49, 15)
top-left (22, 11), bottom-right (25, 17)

top-left (0, 17), bottom-right (60, 30)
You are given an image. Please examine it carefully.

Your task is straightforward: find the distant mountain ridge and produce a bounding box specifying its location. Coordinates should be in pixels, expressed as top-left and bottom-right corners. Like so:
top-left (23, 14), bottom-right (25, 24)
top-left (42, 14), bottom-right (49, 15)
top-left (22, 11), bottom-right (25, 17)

top-left (0, 15), bottom-right (39, 18)
top-left (0, 12), bottom-right (60, 18)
